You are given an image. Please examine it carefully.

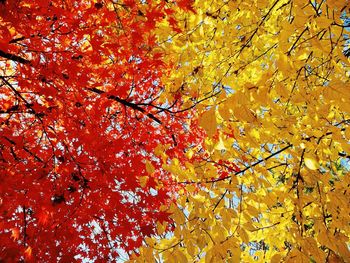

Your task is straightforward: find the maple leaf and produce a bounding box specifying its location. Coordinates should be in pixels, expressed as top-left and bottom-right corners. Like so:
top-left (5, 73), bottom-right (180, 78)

top-left (176, 0), bottom-right (196, 13)
top-left (140, 225), bottom-right (154, 237)
top-left (0, 0), bottom-right (199, 260)
top-left (10, 228), bottom-right (20, 241)
top-left (24, 246), bottom-right (32, 260)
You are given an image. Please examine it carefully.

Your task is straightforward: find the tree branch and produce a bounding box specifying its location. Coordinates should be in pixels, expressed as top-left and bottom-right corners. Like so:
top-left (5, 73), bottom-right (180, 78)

top-left (179, 143), bottom-right (293, 184)
top-left (87, 87), bottom-right (162, 124)
top-left (0, 50), bottom-right (31, 65)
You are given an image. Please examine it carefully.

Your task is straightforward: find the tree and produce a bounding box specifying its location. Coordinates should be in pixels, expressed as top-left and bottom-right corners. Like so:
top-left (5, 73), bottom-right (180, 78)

top-left (0, 0), bottom-right (204, 261)
top-left (133, 0), bottom-right (350, 262)
top-left (2, 0), bottom-right (350, 262)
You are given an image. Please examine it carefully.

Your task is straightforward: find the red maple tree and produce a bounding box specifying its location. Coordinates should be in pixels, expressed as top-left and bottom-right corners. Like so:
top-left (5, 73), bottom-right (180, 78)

top-left (0, 0), bottom-right (200, 261)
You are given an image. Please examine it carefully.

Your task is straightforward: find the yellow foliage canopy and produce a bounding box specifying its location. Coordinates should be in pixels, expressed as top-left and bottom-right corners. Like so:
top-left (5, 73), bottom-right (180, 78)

top-left (133, 0), bottom-right (350, 262)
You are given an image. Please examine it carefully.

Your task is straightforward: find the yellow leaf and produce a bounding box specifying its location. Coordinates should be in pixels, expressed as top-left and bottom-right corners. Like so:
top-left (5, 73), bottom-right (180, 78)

top-left (246, 204), bottom-right (260, 218)
top-left (145, 161), bottom-right (155, 174)
top-left (277, 54), bottom-right (293, 75)
top-left (231, 246), bottom-right (241, 263)
top-left (200, 107), bottom-right (217, 137)
top-left (271, 253), bottom-right (282, 263)
top-left (238, 228), bottom-right (249, 243)
top-left (156, 222), bottom-right (166, 235)
top-left (345, 128), bottom-right (350, 139)
top-left (214, 136), bottom-right (226, 151)
top-left (316, 17), bottom-right (333, 29)
top-left (174, 250), bottom-right (187, 262)
top-left (139, 176), bottom-right (148, 188)
top-left (304, 156), bottom-right (320, 170)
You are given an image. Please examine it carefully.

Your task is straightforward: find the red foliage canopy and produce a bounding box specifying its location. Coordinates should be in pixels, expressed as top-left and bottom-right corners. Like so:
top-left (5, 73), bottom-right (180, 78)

top-left (0, 0), bottom-right (200, 261)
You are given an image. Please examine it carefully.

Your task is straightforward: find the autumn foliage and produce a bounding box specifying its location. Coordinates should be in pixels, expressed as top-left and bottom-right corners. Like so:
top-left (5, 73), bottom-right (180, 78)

top-left (0, 0), bottom-right (203, 261)
top-left (1, 0), bottom-right (350, 262)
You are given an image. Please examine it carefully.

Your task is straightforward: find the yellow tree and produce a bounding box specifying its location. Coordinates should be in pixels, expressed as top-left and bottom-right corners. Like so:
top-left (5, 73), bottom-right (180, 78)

top-left (133, 0), bottom-right (350, 262)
